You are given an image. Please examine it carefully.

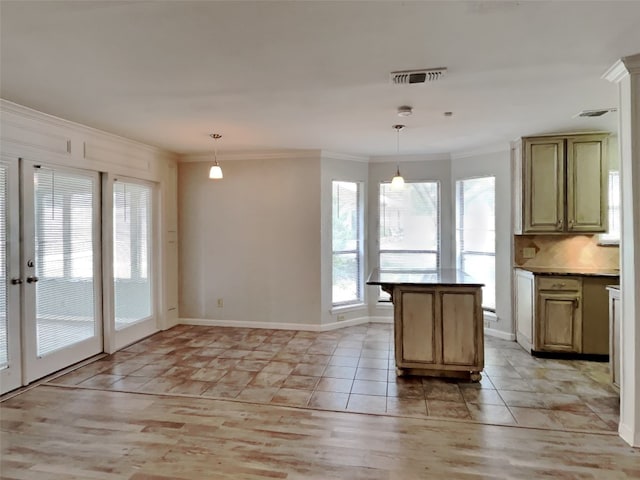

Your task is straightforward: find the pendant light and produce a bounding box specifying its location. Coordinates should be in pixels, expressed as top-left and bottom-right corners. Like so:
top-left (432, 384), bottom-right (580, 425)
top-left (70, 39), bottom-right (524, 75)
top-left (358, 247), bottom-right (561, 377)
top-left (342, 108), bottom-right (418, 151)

top-left (208, 133), bottom-right (223, 179)
top-left (391, 124), bottom-right (405, 190)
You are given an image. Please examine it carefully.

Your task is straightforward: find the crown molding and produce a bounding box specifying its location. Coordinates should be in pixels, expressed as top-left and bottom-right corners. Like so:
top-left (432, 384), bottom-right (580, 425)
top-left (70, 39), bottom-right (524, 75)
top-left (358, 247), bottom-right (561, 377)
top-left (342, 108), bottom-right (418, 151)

top-left (369, 153), bottom-right (450, 163)
top-left (320, 150), bottom-right (370, 163)
top-left (0, 99), bottom-right (176, 160)
top-left (603, 54), bottom-right (640, 84)
top-left (450, 142), bottom-right (510, 160)
top-left (178, 149), bottom-right (322, 163)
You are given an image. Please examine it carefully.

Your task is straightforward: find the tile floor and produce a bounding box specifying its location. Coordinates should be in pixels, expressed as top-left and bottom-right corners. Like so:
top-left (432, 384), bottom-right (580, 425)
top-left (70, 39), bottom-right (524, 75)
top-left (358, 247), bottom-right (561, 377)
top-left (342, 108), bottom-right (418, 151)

top-left (47, 323), bottom-right (620, 433)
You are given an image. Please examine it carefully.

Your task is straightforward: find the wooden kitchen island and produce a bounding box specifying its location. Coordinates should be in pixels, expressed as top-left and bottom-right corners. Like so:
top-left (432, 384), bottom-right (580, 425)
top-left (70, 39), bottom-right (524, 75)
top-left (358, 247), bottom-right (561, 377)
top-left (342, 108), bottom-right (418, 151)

top-left (367, 268), bottom-right (484, 382)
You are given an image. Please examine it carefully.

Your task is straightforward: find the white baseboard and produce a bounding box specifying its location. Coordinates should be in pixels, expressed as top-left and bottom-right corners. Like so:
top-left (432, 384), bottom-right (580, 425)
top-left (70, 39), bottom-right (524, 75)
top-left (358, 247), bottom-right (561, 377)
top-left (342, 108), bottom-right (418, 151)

top-left (368, 316), bottom-right (393, 324)
top-left (618, 422), bottom-right (639, 448)
top-left (484, 327), bottom-right (516, 341)
top-left (180, 316), bottom-right (372, 332)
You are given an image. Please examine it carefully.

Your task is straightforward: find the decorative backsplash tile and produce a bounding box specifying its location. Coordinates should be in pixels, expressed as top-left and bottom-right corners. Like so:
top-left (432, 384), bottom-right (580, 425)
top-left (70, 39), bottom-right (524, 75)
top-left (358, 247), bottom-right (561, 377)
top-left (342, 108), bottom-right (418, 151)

top-left (514, 235), bottom-right (619, 269)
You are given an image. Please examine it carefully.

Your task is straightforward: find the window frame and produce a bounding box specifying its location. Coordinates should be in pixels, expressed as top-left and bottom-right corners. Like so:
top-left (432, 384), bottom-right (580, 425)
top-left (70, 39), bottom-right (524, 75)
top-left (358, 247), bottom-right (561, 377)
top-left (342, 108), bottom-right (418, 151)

top-left (378, 180), bottom-right (441, 301)
top-left (455, 175), bottom-right (496, 311)
top-left (331, 180), bottom-right (364, 307)
top-left (599, 170), bottom-right (620, 246)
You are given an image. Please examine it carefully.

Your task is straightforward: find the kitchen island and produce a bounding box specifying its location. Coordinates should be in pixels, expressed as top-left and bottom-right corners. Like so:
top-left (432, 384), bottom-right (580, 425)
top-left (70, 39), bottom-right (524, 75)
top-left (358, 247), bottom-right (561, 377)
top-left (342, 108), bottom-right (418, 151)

top-left (367, 268), bottom-right (484, 381)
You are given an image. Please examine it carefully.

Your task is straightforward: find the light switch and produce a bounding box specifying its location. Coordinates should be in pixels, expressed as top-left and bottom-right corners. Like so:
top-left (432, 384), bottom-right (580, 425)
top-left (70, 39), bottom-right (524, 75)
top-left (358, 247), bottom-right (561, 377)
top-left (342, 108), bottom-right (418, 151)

top-left (523, 247), bottom-right (536, 259)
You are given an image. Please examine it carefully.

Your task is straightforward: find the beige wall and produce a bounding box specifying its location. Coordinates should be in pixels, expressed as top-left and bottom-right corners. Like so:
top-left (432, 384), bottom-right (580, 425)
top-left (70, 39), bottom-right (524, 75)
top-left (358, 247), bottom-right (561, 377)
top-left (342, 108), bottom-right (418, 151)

top-left (178, 156), bottom-right (322, 325)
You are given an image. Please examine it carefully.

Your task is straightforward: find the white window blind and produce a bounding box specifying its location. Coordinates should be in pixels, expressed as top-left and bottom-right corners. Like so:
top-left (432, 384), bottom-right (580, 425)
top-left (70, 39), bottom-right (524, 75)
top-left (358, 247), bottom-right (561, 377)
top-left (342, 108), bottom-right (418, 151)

top-left (599, 171), bottom-right (620, 244)
top-left (379, 182), bottom-right (440, 271)
top-left (114, 181), bottom-right (152, 329)
top-left (456, 176), bottom-right (496, 310)
top-left (34, 169), bottom-right (97, 356)
top-left (332, 181), bottom-right (362, 306)
top-left (0, 166), bottom-right (7, 368)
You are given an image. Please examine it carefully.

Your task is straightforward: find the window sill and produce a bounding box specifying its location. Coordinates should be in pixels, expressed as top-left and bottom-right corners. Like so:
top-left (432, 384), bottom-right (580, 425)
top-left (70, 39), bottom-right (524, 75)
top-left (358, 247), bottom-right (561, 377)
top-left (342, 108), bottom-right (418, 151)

top-left (597, 238), bottom-right (620, 246)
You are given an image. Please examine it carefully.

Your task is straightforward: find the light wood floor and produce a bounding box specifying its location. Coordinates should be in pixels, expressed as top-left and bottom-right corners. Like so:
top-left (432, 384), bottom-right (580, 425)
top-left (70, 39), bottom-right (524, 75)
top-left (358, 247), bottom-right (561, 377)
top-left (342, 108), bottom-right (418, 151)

top-left (1, 385), bottom-right (638, 479)
top-left (1, 324), bottom-right (638, 479)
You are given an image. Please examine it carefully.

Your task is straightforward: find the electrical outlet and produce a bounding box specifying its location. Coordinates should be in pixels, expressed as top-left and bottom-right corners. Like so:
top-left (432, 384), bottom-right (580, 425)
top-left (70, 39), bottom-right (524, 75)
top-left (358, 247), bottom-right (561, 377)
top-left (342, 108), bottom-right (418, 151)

top-left (217, 298), bottom-right (223, 308)
top-left (523, 247), bottom-right (536, 259)
top-left (337, 314), bottom-right (345, 321)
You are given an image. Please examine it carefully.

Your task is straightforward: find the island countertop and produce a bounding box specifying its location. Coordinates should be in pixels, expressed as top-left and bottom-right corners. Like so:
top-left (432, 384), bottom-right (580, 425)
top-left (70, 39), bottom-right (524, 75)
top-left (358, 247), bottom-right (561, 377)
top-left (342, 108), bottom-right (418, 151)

top-left (366, 268), bottom-right (484, 287)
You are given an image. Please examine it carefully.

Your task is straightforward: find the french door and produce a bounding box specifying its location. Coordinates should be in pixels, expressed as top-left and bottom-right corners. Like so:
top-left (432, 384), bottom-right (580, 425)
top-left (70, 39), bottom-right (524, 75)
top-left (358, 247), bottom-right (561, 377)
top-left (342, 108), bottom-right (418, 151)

top-left (0, 157), bottom-right (21, 393)
top-left (0, 158), bottom-right (103, 393)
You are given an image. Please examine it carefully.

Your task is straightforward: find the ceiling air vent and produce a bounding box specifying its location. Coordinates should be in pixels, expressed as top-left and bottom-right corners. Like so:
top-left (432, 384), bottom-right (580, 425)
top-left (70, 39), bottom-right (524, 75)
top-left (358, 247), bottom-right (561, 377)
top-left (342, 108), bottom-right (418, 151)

top-left (390, 67), bottom-right (447, 85)
top-left (574, 108), bottom-right (617, 118)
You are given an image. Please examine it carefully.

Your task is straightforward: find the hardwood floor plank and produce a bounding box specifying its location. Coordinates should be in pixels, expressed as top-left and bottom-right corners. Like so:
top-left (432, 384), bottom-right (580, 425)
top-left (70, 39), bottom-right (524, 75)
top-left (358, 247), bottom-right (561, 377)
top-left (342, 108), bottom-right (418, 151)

top-left (2, 385), bottom-right (638, 480)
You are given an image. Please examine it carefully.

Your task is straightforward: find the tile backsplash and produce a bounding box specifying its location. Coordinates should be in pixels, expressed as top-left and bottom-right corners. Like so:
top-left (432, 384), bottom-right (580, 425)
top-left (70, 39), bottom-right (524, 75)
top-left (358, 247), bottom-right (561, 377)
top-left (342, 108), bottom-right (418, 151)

top-left (514, 235), bottom-right (619, 269)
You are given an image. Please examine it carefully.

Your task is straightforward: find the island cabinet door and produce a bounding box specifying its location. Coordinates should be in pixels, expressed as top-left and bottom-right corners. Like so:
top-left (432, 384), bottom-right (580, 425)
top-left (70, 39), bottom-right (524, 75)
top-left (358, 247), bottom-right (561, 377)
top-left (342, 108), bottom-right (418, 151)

top-left (440, 290), bottom-right (483, 367)
top-left (395, 288), bottom-right (438, 365)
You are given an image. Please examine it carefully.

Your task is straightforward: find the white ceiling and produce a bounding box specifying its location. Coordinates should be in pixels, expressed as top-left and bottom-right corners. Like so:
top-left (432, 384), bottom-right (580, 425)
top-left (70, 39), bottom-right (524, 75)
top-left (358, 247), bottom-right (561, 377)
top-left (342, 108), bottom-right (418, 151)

top-left (2, 1), bottom-right (640, 157)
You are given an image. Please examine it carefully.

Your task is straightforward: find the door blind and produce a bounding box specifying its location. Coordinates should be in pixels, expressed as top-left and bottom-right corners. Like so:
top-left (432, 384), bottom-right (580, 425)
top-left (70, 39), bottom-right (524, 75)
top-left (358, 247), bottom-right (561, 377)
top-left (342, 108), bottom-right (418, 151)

top-left (114, 181), bottom-right (152, 329)
top-left (34, 168), bottom-right (97, 356)
top-left (0, 165), bottom-right (7, 368)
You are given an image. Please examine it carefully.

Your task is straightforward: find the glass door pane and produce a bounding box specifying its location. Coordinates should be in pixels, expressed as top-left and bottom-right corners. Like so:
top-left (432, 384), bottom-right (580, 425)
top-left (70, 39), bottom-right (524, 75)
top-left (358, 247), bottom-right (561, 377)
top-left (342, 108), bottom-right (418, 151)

top-left (22, 163), bottom-right (102, 383)
top-left (114, 181), bottom-right (152, 329)
top-left (0, 158), bottom-right (21, 394)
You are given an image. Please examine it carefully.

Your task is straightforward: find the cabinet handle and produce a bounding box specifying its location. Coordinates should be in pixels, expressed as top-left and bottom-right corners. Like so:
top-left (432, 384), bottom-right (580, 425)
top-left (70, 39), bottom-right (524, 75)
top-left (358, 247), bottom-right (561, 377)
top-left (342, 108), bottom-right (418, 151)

top-left (552, 283), bottom-right (566, 288)
top-left (569, 219), bottom-right (574, 228)
top-left (574, 298), bottom-right (580, 308)
top-left (557, 219), bottom-right (563, 229)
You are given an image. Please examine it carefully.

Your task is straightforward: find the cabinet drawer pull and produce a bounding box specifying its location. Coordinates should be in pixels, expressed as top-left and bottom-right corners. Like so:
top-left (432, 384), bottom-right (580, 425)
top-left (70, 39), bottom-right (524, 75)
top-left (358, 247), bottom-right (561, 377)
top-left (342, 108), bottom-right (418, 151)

top-left (552, 283), bottom-right (566, 288)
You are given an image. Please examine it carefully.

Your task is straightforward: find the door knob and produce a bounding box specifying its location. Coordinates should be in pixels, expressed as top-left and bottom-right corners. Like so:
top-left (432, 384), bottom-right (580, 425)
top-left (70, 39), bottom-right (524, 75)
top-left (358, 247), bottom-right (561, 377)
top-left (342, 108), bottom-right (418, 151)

top-left (26, 276), bottom-right (39, 283)
top-left (11, 278), bottom-right (23, 285)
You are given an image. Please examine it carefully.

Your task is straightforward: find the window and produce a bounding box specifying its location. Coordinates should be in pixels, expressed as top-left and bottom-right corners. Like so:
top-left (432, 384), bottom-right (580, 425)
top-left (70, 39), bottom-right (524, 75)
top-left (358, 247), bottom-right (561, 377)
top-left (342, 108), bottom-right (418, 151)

top-left (332, 181), bottom-right (362, 306)
top-left (113, 181), bottom-right (152, 329)
top-left (599, 170), bottom-right (620, 245)
top-left (456, 176), bottom-right (495, 310)
top-left (379, 181), bottom-right (440, 272)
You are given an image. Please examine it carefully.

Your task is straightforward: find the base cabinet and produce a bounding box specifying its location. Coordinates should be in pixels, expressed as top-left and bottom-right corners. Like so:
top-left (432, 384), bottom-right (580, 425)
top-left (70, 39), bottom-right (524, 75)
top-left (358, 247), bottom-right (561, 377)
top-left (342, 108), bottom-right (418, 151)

top-left (515, 269), bottom-right (617, 355)
top-left (394, 285), bottom-right (484, 381)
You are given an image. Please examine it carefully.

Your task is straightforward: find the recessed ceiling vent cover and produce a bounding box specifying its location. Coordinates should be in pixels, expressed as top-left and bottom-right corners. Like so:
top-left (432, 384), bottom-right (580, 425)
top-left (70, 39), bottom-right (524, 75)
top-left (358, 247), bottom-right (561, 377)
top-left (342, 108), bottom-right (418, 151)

top-left (574, 108), bottom-right (617, 118)
top-left (390, 67), bottom-right (447, 85)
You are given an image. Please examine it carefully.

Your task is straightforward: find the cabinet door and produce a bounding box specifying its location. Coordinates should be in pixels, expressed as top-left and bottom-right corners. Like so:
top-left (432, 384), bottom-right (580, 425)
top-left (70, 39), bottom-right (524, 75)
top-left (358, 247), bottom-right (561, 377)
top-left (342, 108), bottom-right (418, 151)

top-left (515, 270), bottom-right (534, 351)
top-left (524, 137), bottom-right (565, 232)
top-left (397, 290), bottom-right (437, 365)
top-left (441, 291), bottom-right (481, 367)
top-left (536, 291), bottom-right (582, 353)
top-left (566, 135), bottom-right (608, 232)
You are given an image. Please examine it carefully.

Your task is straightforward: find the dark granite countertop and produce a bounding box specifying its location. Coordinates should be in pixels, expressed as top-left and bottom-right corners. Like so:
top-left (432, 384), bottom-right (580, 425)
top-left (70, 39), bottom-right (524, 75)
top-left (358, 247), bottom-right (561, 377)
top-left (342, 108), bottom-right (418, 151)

top-left (367, 268), bottom-right (484, 287)
top-left (515, 266), bottom-right (620, 277)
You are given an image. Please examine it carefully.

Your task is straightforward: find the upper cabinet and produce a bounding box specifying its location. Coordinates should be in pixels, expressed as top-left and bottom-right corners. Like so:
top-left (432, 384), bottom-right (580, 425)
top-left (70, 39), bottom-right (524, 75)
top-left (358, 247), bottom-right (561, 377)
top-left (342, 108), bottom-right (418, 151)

top-left (513, 133), bottom-right (609, 234)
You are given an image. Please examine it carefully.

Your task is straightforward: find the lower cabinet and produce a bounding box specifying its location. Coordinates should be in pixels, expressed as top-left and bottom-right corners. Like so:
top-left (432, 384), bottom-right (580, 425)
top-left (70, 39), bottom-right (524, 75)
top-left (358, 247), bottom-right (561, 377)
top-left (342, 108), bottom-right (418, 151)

top-left (536, 277), bottom-right (582, 353)
top-left (515, 269), bottom-right (617, 356)
top-left (394, 285), bottom-right (484, 381)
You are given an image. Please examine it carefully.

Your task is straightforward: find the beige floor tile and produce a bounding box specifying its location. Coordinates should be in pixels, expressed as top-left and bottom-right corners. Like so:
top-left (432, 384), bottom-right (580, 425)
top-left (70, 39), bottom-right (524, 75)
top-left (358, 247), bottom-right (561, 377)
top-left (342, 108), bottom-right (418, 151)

top-left (271, 388), bottom-right (312, 407)
top-left (427, 400), bottom-right (471, 420)
top-left (308, 391), bottom-right (349, 410)
top-left (509, 407), bottom-right (564, 429)
top-left (386, 397), bottom-right (428, 416)
top-left (467, 403), bottom-right (516, 425)
top-left (347, 394), bottom-right (387, 414)
top-left (282, 374), bottom-right (320, 390)
top-left (460, 388), bottom-right (505, 406)
top-left (351, 380), bottom-right (387, 396)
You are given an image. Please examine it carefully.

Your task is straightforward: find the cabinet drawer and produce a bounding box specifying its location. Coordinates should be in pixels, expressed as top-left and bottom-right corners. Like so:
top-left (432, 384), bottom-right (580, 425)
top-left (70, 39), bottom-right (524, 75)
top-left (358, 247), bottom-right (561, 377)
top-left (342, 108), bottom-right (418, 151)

top-left (537, 277), bottom-right (581, 291)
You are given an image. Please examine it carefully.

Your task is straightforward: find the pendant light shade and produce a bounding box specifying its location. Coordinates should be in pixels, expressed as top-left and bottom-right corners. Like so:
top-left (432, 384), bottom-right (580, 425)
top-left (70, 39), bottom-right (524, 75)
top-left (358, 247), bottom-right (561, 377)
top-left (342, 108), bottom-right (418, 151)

top-left (208, 133), bottom-right (223, 179)
top-left (209, 164), bottom-right (223, 179)
top-left (391, 124), bottom-right (405, 190)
